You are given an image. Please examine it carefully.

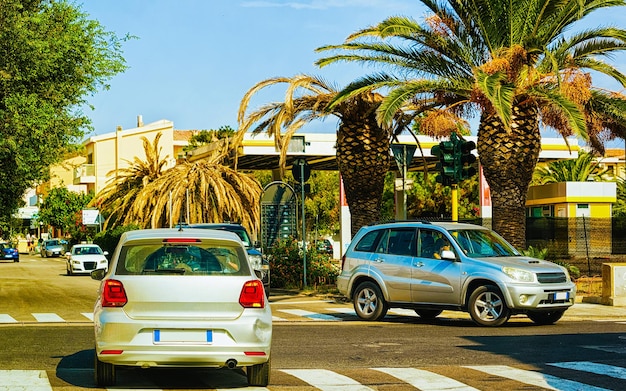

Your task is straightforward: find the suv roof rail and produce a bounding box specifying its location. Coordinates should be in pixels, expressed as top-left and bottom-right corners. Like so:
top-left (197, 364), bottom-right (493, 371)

top-left (370, 219), bottom-right (433, 225)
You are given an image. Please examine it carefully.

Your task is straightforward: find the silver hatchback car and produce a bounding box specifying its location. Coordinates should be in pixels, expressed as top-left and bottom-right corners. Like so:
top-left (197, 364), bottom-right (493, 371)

top-left (91, 228), bottom-right (272, 387)
top-left (337, 221), bottom-right (576, 326)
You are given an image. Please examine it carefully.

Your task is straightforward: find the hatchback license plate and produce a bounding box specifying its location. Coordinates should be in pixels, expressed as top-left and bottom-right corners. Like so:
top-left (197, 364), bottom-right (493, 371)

top-left (154, 329), bottom-right (212, 344)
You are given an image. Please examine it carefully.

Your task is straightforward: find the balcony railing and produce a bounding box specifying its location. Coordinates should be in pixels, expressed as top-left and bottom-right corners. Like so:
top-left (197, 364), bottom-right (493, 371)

top-left (73, 164), bottom-right (95, 184)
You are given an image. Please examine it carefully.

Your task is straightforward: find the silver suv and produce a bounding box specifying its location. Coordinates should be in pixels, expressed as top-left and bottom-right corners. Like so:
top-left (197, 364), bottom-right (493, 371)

top-left (337, 221), bottom-right (576, 326)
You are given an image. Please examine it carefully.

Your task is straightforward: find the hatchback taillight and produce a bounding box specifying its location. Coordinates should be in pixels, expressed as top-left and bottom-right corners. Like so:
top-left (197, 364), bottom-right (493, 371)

top-left (239, 280), bottom-right (265, 308)
top-left (101, 279), bottom-right (128, 307)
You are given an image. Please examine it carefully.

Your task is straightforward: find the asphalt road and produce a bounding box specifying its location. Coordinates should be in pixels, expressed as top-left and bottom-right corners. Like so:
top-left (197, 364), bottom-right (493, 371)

top-left (3, 253), bottom-right (626, 390)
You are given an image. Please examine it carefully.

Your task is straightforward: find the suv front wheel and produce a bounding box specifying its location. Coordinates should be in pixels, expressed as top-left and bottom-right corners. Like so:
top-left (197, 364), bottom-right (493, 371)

top-left (353, 281), bottom-right (388, 321)
top-left (468, 285), bottom-right (510, 326)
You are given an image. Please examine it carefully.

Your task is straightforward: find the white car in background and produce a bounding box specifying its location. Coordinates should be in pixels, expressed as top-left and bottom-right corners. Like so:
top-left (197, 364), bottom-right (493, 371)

top-left (65, 244), bottom-right (109, 275)
top-left (91, 228), bottom-right (272, 387)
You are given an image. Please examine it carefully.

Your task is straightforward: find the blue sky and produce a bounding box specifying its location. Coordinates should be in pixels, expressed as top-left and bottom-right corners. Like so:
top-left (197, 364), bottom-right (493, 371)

top-left (79, 0), bottom-right (626, 148)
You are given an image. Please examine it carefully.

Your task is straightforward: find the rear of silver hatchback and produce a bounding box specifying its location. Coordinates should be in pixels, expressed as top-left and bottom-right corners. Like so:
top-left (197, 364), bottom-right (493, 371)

top-left (92, 228), bottom-right (272, 387)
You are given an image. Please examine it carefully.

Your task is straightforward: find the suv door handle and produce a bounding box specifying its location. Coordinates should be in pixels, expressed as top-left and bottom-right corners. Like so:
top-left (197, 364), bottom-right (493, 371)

top-left (374, 258), bottom-right (384, 263)
top-left (414, 262), bottom-right (424, 268)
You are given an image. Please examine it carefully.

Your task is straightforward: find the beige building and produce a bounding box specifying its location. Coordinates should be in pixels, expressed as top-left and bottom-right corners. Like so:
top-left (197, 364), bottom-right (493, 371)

top-left (73, 116), bottom-right (192, 194)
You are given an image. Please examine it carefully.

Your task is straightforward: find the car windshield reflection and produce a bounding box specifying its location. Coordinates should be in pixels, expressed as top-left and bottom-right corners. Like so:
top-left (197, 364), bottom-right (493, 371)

top-left (449, 229), bottom-right (521, 257)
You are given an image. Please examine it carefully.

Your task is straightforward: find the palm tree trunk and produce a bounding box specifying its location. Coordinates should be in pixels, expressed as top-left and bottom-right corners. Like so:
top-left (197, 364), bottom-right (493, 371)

top-left (337, 120), bottom-right (390, 237)
top-left (477, 104), bottom-right (541, 249)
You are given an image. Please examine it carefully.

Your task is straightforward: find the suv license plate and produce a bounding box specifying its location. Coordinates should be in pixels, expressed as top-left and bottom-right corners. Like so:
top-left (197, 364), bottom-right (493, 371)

top-left (553, 292), bottom-right (569, 301)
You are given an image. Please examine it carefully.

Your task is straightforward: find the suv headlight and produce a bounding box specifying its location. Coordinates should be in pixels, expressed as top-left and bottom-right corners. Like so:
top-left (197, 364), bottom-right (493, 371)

top-left (502, 267), bottom-right (535, 283)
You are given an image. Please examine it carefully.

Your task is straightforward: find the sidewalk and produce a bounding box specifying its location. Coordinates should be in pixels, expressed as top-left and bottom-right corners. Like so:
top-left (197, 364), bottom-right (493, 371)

top-left (565, 300), bottom-right (626, 320)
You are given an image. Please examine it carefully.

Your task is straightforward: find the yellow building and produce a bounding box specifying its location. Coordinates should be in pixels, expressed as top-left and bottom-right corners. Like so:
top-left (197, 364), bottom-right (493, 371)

top-left (526, 182), bottom-right (617, 256)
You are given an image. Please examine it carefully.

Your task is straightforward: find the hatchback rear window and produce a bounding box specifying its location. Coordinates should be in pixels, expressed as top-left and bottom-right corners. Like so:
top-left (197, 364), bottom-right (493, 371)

top-left (115, 243), bottom-right (250, 276)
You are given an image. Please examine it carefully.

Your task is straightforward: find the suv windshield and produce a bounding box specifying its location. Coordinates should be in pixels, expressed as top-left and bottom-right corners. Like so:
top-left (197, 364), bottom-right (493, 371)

top-left (449, 229), bottom-right (520, 257)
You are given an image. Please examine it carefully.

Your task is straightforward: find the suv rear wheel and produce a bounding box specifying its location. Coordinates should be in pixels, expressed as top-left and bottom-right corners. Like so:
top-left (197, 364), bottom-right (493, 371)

top-left (468, 285), bottom-right (510, 326)
top-left (353, 281), bottom-right (388, 321)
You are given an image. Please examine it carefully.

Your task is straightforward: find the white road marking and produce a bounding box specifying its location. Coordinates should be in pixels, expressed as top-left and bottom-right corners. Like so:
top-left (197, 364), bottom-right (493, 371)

top-left (81, 312), bottom-right (94, 321)
top-left (277, 309), bottom-right (342, 321)
top-left (282, 369), bottom-right (374, 390)
top-left (31, 313), bottom-right (64, 322)
top-left (375, 367), bottom-right (479, 390)
top-left (0, 314), bottom-right (17, 323)
top-left (0, 370), bottom-right (52, 390)
top-left (465, 365), bottom-right (610, 391)
top-left (549, 361), bottom-right (626, 380)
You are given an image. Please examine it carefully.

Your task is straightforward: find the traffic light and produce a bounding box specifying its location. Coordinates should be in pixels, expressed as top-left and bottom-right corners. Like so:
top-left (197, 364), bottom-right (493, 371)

top-left (458, 139), bottom-right (477, 180)
top-left (431, 139), bottom-right (457, 185)
top-left (431, 132), bottom-right (477, 185)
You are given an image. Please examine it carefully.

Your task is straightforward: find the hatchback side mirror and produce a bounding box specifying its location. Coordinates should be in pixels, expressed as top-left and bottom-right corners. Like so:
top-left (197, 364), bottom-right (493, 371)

top-left (91, 269), bottom-right (106, 281)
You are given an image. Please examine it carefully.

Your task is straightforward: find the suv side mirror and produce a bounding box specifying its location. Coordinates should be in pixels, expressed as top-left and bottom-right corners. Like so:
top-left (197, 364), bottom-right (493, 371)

top-left (440, 249), bottom-right (456, 260)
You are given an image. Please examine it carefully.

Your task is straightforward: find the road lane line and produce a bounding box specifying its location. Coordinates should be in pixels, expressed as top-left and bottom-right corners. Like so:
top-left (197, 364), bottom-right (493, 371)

top-left (465, 365), bottom-right (610, 391)
top-left (32, 313), bottom-right (64, 322)
top-left (549, 361), bottom-right (626, 380)
top-left (0, 370), bottom-right (52, 390)
top-left (374, 367), bottom-right (479, 390)
top-left (81, 312), bottom-right (94, 321)
top-left (282, 369), bottom-right (374, 390)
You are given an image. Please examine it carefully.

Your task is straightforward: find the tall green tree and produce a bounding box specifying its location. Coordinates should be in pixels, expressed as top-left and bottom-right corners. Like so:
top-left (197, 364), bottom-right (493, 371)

top-left (38, 187), bottom-right (93, 238)
top-left (316, 0), bottom-right (626, 248)
top-left (0, 0), bottom-right (127, 223)
top-left (237, 75), bottom-right (408, 236)
top-left (532, 151), bottom-right (609, 184)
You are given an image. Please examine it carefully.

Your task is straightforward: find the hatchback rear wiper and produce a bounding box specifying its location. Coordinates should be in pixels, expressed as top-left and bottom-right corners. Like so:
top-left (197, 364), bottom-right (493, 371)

top-left (143, 268), bottom-right (186, 274)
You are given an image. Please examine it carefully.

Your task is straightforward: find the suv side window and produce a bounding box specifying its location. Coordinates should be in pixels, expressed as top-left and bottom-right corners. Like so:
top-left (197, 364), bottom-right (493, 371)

top-left (386, 228), bottom-right (416, 256)
top-left (419, 229), bottom-right (453, 259)
top-left (354, 229), bottom-right (385, 252)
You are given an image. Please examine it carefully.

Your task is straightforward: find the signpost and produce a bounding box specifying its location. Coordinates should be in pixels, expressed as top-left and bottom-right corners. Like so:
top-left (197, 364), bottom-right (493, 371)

top-left (390, 143), bottom-right (417, 220)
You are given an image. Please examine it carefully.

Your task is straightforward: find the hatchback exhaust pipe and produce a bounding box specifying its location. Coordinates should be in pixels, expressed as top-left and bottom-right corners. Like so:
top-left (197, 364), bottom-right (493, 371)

top-left (225, 359), bottom-right (238, 369)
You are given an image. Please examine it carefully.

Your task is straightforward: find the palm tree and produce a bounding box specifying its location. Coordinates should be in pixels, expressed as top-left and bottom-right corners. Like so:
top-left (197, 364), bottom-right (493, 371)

top-left (533, 151), bottom-right (609, 184)
top-left (132, 157), bottom-right (262, 233)
top-left (237, 75), bottom-right (407, 236)
top-left (93, 132), bottom-right (262, 235)
top-left (615, 177), bottom-right (626, 217)
top-left (315, 0), bottom-right (626, 249)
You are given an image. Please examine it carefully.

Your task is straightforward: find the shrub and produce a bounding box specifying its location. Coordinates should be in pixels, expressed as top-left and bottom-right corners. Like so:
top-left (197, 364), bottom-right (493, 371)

top-left (93, 224), bottom-right (140, 255)
top-left (264, 238), bottom-right (339, 289)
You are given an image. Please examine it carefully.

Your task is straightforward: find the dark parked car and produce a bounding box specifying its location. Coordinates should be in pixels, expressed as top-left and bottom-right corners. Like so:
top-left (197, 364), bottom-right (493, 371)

top-left (187, 223), bottom-right (270, 294)
top-left (316, 239), bottom-right (334, 255)
top-left (0, 241), bottom-right (19, 262)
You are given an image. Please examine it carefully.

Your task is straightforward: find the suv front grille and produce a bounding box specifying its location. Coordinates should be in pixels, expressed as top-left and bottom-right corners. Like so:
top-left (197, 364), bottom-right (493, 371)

top-left (537, 272), bottom-right (567, 284)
